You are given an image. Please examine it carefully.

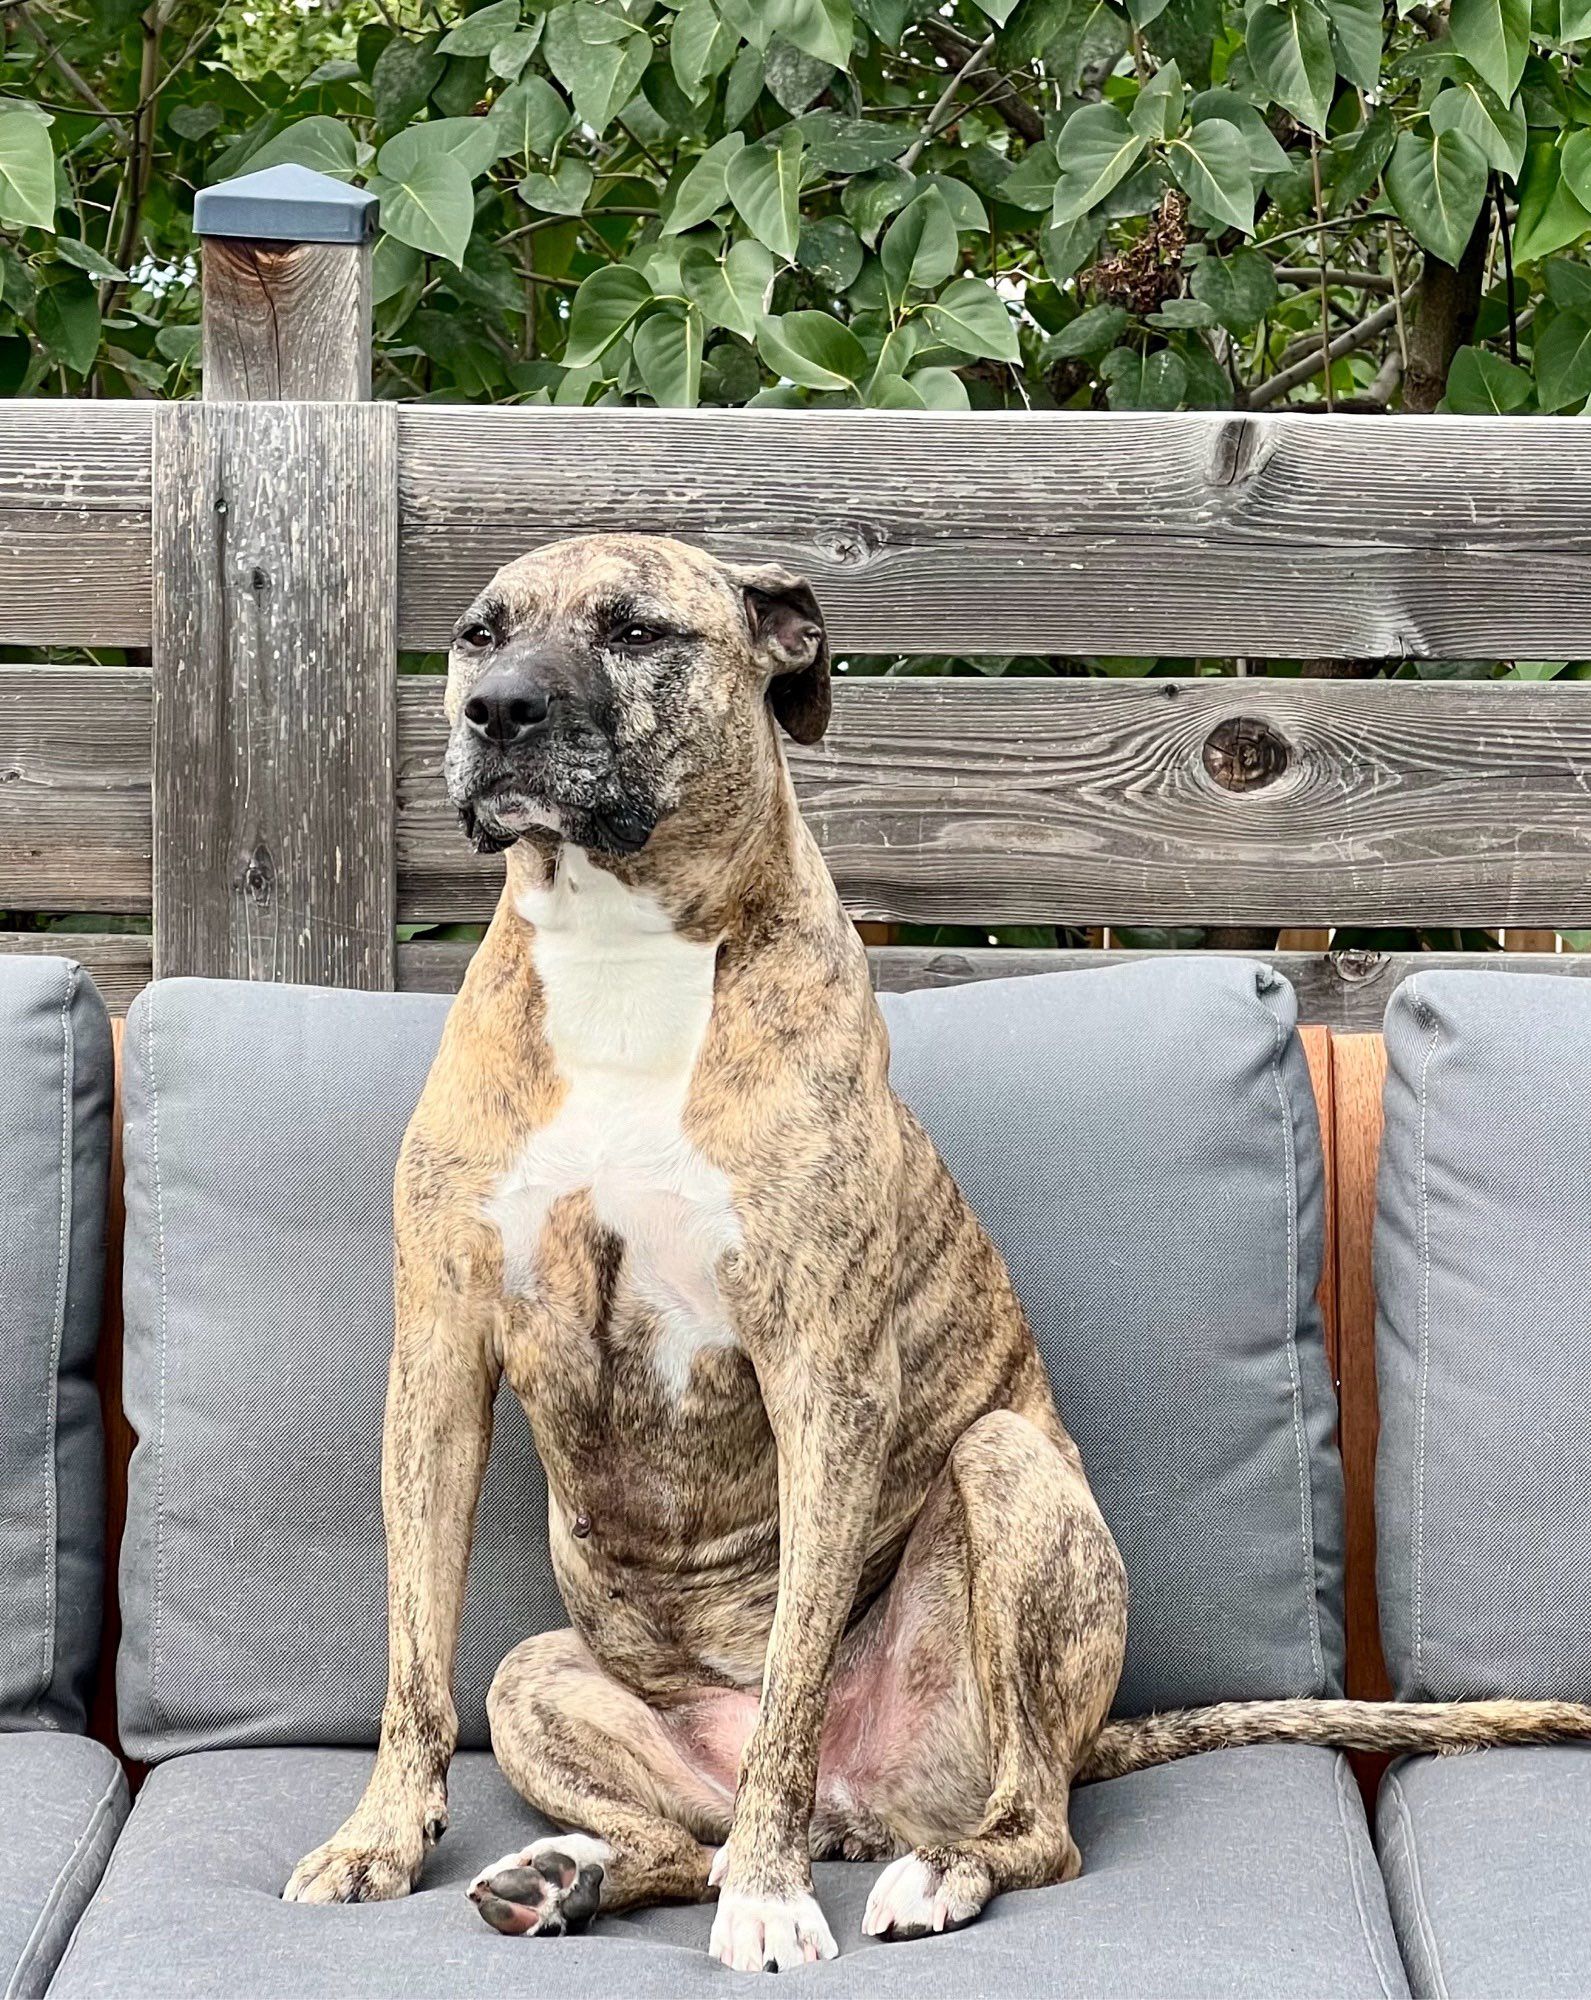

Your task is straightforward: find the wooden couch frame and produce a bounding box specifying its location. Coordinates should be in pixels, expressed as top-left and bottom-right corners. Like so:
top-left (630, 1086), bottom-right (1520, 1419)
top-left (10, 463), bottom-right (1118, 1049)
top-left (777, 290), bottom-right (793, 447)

top-left (6, 214), bottom-right (1589, 1768)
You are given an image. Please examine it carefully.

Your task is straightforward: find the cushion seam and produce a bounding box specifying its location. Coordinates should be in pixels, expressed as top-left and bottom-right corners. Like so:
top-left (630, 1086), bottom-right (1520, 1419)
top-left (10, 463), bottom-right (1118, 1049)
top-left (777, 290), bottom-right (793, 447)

top-left (2, 1761), bottom-right (124, 2000)
top-left (33, 961), bottom-right (76, 1722)
top-left (1385, 1771), bottom-right (1450, 2000)
top-left (1269, 1000), bottom-right (1326, 1693)
top-left (1409, 979), bottom-right (1441, 1695)
top-left (1333, 1752), bottom-right (1398, 2000)
top-left (147, 993), bottom-right (171, 1733)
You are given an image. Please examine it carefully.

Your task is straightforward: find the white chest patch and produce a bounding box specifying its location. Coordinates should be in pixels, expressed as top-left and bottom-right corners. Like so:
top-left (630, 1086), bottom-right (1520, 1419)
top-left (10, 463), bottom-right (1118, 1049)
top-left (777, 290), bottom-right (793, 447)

top-left (486, 849), bottom-right (743, 1400)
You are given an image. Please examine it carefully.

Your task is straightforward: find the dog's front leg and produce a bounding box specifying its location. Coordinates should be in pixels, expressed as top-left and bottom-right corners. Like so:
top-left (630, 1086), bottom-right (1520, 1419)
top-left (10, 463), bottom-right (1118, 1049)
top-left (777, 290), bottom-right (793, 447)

top-left (284, 1254), bottom-right (498, 1904)
top-left (710, 1341), bottom-right (899, 1971)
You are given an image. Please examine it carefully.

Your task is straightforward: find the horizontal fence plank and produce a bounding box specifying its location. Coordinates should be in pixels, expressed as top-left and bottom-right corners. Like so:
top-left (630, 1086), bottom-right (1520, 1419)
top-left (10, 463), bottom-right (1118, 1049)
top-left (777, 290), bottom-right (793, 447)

top-left (397, 939), bottom-right (1591, 1033)
top-left (0, 667), bottom-right (151, 912)
top-left (395, 675), bottom-right (1591, 928)
top-left (0, 404), bottom-right (152, 646)
top-left (397, 409), bottom-right (1591, 657)
top-left (0, 930), bottom-right (152, 1012)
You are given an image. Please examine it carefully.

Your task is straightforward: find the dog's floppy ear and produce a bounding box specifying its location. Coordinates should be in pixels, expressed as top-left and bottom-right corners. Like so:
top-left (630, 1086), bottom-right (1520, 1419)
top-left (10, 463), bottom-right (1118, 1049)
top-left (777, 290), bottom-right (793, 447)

top-left (729, 562), bottom-right (831, 745)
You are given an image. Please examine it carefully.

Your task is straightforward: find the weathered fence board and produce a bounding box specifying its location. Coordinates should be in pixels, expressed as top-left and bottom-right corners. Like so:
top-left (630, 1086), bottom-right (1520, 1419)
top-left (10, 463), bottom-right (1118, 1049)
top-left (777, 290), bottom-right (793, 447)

top-left (203, 240), bottom-right (372, 403)
top-left (151, 402), bottom-right (397, 985)
top-left (396, 409), bottom-right (1591, 658)
top-left (395, 940), bottom-right (1589, 1033)
top-left (0, 931), bottom-right (152, 1011)
top-left (0, 406), bottom-right (151, 646)
top-left (0, 667), bottom-right (151, 910)
top-left (395, 675), bottom-right (1591, 928)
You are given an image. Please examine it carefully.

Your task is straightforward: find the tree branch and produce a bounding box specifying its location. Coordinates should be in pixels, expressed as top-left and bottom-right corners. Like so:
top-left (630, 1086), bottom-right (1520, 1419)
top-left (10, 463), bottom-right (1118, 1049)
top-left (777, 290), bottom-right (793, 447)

top-left (900, 31), bottom-right (995, 170)
top-left (1244, 288), bottom-right (1415, 408)
top-left (916, 17), bottom-right (1045, 146)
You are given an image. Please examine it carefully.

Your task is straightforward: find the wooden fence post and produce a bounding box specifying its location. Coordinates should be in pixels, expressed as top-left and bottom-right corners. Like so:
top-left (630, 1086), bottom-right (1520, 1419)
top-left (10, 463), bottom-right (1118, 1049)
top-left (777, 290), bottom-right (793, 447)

top-left (151, 163), bottom-right (397, 989)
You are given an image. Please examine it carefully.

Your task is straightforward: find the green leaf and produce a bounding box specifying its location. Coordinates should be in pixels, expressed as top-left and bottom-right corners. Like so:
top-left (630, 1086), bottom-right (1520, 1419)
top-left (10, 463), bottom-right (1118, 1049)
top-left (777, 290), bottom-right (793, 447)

top-left (36, 277), bottom-right (98, 375)
top-left (518, 158), bottom-right (593, 215)
top-left (881, 186), bottom-right (959, 300)
top-left (726, 128), bottom-right (804, 259)
top-left (543, 3), bottom-right (653, 134)
top-left (563, 264), bottom-right (653, 367)
top-left (489, 28), bottom-right (543, 81)
top-left (1385, 126), bottom-right (1489, 266)
top-left (765, 38), bottom-right (835, 112)
top-left (633, 303), bottom-right (705, 406)
top-left (1052, 103), bottom-right (1147, 224)
top-left (0, 110), bottom-right (56, 231)
top-left (1512, 137), bottom-right (1591, 263)
top-left (1427, 79), bottom-right (1526, 180)
top-left (866, 371), bottom-right (926, 408)
top-left (796, 216), bottom-right (865, 290)
top-left (1100, 345), bottom-right (1188, 408)
top-left (681, 238), bottom-right (776, 336)
top-left (377, 117), bottom-right (499, 182)
top-left (1130, 60), bottom-right (1184, 142)
top-left (1166, 117), bottom-right (1255, 231)
top-left (1558, 126), bottom-right (1591, 210)
top-left (764, 0), bottom-right (855, 67)
top-left (1244, 0), bottom-right (1336, 134)
top-left (1324, 0), bottom-right (1382, 89)
top-left (1191, 247), bottom-right (1279, 329)
top-left (663, 131), bottom-right (746, 233)
top-left (922, 175), bottom-right (989, 231)
top-left (1439, 344), bottom-right (1534, 410)
top-left (724, 44), bottom-right (766, 126)
top-left (1534, 308), bottom-right (1591, 408)
top-left (371, 37), bottom-right (446, 127)
top-left (755, 308), bottom-right (868, 387)
top-left (1544, 257), bottom-right (1591, 310)
top-left (842, 163), bottom-right (916, 241)
top-left (1563, 0), bottom-right (1591, 34)
top-left (371, 233), bottom-right (422, 306)
top-left (168, 103), bottom-right (223, 142)
top-left (54, 236), bottom-right (125, 282)
top-left (1046, 303), bottom-right (1130, 358)
top-left (439, 1), bottom-right (521, 55)
top-left (1449, 0), bottom-right (1530, 99)
top-left (1150, 298), bottom-right (1219, 326)
top-left (968, 0), bottom-right (1024, 21)
top-left (672, 0), bottom-right (740, 97)
top-left (920, 276), bottom-right (1020, 360)
top-left (1330, 105), bottom-right (1397, 206)
top-left (1190, 90), bottom-right (1291, 175)
top-left (793, 112), bottom-right (909, 172)
top-left (998, 141), bottom-right (1059, 213)
top-left (908, 365), bottom-right (972, 408)
top-left (372, 152), bottom-right (475, 265)
top-left (245, 116), bottom-right (358, 178)
top-left (488, 75), bottom-right (572, 161)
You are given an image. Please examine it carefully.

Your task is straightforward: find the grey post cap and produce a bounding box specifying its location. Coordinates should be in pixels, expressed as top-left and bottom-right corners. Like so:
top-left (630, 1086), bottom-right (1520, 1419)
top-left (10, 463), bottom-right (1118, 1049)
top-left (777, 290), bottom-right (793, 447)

top-left (194, 163), bottom-right (377, 245)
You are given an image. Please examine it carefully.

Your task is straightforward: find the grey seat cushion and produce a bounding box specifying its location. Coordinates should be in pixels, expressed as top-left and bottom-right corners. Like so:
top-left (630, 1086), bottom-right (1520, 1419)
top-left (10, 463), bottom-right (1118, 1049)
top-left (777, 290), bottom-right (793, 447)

top-left (48, 1744), bottom-right (1404, 2000)
top-left (117, 959), bottom-right (1340, 1758)
top-left (1377, 971), bottom-right (1591, 1701)
top-left (0, 1732), bottom-right (128, 2000)
top-left (1377, 1748), bottom-right (1591, 2000)
top-left (0, 955), bottom-right (113, 1731)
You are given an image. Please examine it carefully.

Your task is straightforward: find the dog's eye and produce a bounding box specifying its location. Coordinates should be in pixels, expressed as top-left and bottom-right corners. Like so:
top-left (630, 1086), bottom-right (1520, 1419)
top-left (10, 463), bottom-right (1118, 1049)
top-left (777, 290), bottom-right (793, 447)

top-left (456, 622), bottom-right (494, 652)
top-left (613, 623), bottom-right (666, 649)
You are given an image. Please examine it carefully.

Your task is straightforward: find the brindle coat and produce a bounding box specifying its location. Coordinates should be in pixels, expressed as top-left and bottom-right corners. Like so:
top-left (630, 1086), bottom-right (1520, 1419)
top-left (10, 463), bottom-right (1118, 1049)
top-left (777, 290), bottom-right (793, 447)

top-left (284, 534), bottom-right (1591, 1970)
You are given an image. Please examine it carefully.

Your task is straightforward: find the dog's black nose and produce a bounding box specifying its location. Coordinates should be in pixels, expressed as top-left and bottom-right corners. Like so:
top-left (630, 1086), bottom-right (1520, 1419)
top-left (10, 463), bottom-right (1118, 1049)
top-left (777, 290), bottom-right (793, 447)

top-left (463, 670), bottom-right (551, 748)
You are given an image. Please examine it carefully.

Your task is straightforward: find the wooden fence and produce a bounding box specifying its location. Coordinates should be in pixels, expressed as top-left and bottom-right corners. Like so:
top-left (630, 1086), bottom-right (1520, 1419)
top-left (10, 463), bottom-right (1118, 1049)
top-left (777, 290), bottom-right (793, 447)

top-left (5, 169), bottom-right (1591, 1026)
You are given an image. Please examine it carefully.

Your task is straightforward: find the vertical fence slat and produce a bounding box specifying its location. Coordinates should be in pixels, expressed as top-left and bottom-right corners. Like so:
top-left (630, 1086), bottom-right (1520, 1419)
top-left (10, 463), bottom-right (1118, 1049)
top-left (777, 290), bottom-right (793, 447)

top-left (151, 401), bottom-right (397, 987)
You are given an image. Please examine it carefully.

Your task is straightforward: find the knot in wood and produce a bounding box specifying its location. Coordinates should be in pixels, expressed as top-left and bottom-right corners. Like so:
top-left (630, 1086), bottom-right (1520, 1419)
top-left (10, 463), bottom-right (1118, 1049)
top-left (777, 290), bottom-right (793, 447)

top-left (1202, 716), bottom-right (1289, 792)
top-left (242, 842), bottom-right (276, 908)
top-left (818, 521), bottom-right (876, 567)
top-left (1331, 949), bottom-right (1385, 984)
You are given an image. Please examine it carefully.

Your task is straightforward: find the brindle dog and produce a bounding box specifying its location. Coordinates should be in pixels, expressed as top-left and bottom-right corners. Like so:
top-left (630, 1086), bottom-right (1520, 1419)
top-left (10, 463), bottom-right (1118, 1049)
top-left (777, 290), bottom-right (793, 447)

top-left (284, 534), bottom-right (1591, 1971)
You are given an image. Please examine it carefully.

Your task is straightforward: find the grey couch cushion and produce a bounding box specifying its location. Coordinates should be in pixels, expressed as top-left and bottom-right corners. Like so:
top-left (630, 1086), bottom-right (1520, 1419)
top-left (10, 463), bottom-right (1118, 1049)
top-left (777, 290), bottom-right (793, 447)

top-left (1377, 971), bottom-right (1591, 1701)
top-left (882, 959), bottom-right (1341, 1714)
top-left (118, 959), bottom-right (1339, 1758)
top-left (0, 955), bottom-right (113, 1732)
top-left (48, 1744), bottom-right (1404, 2000)
top-left (1377, 1749), bottom-right (1591, 2000)
top-left (0, 1732), bottom-right (128, 2000)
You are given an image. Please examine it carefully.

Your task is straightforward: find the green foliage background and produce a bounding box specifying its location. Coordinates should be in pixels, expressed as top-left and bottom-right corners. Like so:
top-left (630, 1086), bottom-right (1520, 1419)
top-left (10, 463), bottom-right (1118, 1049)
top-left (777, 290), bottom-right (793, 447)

top-left (3, 0), bottom-right (1587, 950)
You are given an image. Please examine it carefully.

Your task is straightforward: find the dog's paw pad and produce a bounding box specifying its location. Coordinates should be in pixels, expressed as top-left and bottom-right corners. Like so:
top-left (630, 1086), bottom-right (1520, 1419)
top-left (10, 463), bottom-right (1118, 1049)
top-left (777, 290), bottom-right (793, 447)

top-left (467, 1836), bottom-right (609, 1937)
top-left (862, 1850), bottom-right (991, 1943)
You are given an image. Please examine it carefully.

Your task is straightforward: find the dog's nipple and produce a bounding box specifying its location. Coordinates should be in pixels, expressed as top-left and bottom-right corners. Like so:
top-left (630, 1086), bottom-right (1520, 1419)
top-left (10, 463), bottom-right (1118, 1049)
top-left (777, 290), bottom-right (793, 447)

top-left (572, 1511), bottom-right (593, 1540)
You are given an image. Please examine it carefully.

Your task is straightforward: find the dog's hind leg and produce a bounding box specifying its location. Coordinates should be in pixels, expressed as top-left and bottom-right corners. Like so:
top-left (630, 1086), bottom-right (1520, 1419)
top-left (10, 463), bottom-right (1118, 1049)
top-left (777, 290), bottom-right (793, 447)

top-left (851, 1406), bottom-right (1128, 1942)
top-left (472, 1627), bottom-right (756, 1934)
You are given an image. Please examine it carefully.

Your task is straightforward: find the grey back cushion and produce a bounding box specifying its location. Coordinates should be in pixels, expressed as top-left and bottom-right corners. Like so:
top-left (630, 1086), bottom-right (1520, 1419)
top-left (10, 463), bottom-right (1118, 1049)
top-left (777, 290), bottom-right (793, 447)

top-left (118, 958), bottom-right (1340, 1759)
top-left (0, 956), bottom-right (113, 1732)
top-left (1377, 971), bottom-right (1591, 1702)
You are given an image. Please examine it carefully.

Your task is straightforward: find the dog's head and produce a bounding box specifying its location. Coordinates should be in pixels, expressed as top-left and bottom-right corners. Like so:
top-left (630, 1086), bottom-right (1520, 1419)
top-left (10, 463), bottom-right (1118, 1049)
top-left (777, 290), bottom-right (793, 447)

top-left (443, 533), bottom-right (829, 859)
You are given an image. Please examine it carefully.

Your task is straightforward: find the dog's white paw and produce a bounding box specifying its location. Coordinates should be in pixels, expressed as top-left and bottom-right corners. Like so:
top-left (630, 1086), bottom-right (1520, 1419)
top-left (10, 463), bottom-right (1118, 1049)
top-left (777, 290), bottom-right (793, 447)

top-left (709, 1881), bottom-right (838, 1972)
top-left (467, 1833), bottom-right (610, 1937)
top-left (862, 1850), bottom-right (990, 1941)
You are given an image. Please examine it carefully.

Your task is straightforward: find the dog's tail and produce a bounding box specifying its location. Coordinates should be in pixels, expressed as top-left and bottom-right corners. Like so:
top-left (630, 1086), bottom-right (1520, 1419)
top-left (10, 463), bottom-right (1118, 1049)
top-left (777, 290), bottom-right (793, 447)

top-left (1076, 1698), bottom-right (1591, 1782)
